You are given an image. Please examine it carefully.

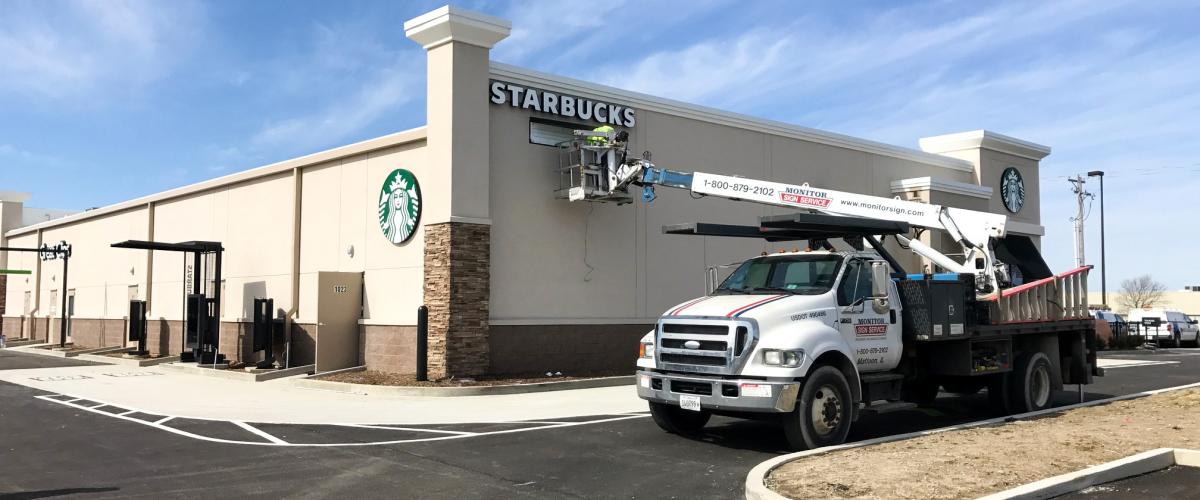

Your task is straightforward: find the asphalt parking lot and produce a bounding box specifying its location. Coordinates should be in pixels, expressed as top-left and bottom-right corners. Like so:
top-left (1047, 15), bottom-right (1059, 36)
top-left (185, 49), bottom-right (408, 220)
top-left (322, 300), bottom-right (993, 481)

top-left (2, 348), bottom-right (1200, 499)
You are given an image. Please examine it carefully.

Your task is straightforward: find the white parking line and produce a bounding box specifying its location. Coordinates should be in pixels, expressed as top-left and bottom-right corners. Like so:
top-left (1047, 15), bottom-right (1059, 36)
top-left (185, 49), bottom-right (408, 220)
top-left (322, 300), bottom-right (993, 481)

top-left (33, 393), bottom-right (649, 447)
top-left (233, 421), bottom-right (289, 445)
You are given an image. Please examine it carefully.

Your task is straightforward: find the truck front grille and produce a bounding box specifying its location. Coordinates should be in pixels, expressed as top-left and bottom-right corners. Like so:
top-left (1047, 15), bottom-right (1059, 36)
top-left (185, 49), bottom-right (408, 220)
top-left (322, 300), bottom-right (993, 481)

top-left (656, 319), bottom-right (756, 375)
top-left (661, 353), bottom-right (726, 366)
top-left (662, 323), bottom-right (728, 335)
top-left (661, 339), bottom-right (727, 350)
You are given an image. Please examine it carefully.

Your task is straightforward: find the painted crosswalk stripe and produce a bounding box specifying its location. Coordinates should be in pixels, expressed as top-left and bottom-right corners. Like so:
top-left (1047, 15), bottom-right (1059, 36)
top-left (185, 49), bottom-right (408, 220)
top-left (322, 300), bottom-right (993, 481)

top-left (233, 421), bottom-right (289, 445)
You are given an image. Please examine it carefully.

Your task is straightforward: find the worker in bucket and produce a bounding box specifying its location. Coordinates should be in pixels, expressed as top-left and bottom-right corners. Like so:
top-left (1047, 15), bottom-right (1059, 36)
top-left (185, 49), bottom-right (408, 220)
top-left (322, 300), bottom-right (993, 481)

top-left (587, 124), bottom-right (616, 146)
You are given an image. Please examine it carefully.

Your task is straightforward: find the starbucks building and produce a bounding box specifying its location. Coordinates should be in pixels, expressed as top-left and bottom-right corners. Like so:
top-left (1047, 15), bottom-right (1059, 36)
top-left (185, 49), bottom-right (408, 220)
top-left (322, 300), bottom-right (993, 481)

top-left (0, 6), bottom-right (1051, 378)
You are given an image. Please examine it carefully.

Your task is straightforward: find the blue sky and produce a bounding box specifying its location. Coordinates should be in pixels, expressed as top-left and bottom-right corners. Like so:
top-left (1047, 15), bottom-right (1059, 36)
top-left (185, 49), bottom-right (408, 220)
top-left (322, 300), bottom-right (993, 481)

top-left (2, 0), bottom-right (1199, 291)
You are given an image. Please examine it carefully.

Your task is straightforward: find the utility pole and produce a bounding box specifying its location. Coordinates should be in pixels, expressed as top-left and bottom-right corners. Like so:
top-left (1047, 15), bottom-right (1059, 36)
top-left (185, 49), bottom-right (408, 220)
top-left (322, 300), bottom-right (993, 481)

top-left (1068, 176), bottom-right (1090, 269)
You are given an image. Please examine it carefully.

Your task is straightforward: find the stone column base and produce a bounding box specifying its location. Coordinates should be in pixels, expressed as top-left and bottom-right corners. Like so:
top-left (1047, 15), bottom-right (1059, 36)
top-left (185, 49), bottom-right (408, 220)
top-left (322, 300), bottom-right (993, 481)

top-left (423, 222), bottom-right (490, 379)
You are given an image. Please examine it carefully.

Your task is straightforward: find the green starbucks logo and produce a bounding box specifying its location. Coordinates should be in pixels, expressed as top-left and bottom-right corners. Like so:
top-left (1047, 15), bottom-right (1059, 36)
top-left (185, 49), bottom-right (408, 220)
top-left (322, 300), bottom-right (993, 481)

top-left (378, 169), bottom-right (422, 244)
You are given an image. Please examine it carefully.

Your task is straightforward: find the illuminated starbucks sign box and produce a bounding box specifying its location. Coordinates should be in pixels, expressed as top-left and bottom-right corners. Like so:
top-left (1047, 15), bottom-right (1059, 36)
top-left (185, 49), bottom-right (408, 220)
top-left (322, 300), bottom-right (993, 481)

top-left (489, 80), bottom-right (636, 127)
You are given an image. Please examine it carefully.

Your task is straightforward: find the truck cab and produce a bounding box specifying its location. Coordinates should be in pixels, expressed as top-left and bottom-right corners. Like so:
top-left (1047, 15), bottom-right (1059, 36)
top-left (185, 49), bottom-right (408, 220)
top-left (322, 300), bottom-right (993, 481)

top-left (636, 249), bottom-right (899, 449)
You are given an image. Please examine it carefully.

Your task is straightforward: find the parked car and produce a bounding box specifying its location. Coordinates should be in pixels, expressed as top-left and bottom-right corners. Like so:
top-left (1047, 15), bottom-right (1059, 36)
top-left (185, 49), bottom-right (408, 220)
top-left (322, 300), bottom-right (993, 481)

top-left (1091, 309), bottom-right (1129, 346)
top-left (1126, 308), bottom-right (1200, 347)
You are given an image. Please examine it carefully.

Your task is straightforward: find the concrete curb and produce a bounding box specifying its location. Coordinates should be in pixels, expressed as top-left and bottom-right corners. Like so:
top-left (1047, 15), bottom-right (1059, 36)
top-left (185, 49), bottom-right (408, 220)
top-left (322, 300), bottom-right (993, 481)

top-left (2, 339), bottom-right (47, 348)
top-left (8, 344), bottom-right (128, 358)
top-left (980, 448), bottom-right (1200, 499)
top-left (75, 353), bottom-right (181, 367)
top-left (744, 380), bottom-right (1200, 500)
top-left (292, 375), bottom-right (635, 397)
top-left (158, 362), bottom-right (315, 382)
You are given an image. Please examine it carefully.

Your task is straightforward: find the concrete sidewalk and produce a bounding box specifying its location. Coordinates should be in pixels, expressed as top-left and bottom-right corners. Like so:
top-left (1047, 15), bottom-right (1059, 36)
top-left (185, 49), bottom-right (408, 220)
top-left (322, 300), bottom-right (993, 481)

top-left (0, 362), bottom-right (645, 425)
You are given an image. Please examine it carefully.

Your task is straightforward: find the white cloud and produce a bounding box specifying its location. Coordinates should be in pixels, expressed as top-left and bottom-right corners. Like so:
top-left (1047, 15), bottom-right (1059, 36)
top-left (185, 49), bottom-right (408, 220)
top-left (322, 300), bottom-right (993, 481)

top-left (0, 0), bottom-right (203, 101)
top-left (250, 67), bottom-right (418, 153)
top-left (245, 18), bottom-right (423, 156)
top-left (574, 0), bottom-right (1200, 289)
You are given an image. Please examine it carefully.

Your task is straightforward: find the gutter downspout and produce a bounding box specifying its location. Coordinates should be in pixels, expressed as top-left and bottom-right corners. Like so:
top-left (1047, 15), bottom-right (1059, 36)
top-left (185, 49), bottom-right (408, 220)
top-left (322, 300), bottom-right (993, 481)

top-left (283, 167), bottom-right (302, 368)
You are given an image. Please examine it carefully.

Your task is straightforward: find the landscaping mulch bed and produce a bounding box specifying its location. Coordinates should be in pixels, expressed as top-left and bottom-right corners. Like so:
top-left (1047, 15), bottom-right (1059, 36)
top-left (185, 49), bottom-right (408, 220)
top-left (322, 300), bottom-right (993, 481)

top-left (767, 388), bottom-right (1200, 499)
top-left (320, 369), bottom-right (628, 387)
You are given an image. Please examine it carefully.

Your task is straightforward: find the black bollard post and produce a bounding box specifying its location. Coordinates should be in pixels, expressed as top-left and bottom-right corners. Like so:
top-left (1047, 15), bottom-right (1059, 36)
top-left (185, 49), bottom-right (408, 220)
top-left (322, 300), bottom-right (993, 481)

top-left (416, 305), bottom-right (428, 381)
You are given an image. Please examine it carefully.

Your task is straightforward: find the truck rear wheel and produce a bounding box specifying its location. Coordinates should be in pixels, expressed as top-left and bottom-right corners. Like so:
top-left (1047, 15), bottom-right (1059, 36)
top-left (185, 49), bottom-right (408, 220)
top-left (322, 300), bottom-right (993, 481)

top-left (1008, 351), bottom-right (1054, 413)
top-left (648, 402), bottom-right (711, 435)
top-left (782, 366), bottom-right (853, 450)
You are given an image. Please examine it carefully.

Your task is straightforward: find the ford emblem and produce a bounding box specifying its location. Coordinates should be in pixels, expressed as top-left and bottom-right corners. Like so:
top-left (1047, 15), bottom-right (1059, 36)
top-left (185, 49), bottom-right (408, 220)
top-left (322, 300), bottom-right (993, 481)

top-left (684, 340), bottom-right (701, 350)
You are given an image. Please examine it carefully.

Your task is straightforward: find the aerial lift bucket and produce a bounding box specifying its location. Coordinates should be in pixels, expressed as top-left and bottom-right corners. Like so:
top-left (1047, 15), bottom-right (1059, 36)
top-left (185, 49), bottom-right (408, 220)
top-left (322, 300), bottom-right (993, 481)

top-left (555, 130), bottom-right (634, 204)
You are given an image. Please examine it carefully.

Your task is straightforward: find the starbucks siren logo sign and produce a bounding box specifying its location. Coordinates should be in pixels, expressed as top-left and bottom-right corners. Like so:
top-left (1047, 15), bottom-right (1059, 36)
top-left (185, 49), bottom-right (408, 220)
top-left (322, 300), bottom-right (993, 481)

top-left (378, 169), bottom-right (422, 244)
top-left (1000, 167), bottom-right (1025, 213)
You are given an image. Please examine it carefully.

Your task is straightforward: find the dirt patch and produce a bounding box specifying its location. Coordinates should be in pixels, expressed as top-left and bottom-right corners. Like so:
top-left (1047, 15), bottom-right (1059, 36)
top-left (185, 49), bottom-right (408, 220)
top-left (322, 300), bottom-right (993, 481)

top-left (320, 369), bottom-right (628, 387)
top-left (767, 388), bottom-right (1200, 499)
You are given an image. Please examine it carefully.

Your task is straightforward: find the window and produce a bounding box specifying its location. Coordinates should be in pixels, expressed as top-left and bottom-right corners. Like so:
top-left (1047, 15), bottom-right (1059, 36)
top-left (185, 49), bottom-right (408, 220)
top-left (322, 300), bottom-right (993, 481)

top-left (529, 118), bottom-right (588, 147)
top-left (23, 291), bottom-right (31, 315)
top-left (837, 259), bottom-right (875, 306)
top-left (49, 290), bottom-right (58, 316)
top-left (715, 255), bottom-right (842, 295)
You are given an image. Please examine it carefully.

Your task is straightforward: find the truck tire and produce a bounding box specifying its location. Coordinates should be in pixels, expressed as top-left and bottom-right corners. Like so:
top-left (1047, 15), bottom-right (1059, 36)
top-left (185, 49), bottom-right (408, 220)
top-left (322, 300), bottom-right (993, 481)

top-left (648, 402), bottom-right (711, 435)
top-left (1008, 351), bottom-right (1054, 413)
top-left (782, 366), bottom-right (854, 450)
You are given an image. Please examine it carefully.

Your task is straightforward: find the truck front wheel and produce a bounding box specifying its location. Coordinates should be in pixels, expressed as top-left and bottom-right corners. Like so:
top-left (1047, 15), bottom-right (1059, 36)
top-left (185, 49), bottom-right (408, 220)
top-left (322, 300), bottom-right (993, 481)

top-left (782, 366), bottom-right (854, 450)
top-left (648, 402), bottom-right (711, 435)
top-left (1008, 351), bottom-right (1054, 413)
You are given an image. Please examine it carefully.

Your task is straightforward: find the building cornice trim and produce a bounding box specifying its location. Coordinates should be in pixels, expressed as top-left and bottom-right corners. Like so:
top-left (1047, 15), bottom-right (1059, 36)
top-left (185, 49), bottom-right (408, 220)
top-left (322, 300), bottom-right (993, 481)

top-left (919, 130), bottom-right (1051, 161)
top-left (1007, 220), bottom-right (1046, 236)
top-left (890, 176), bottom-right (993, 199)
top-left (7, 127), bottom-right (428, 237)
top-left (489, 62), bottom-right (975, 173)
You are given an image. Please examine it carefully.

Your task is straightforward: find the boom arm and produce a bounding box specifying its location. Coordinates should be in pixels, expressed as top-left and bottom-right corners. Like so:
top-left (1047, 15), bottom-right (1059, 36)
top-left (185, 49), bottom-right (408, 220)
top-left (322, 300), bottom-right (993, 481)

top-left (610, 158), bottom-right (1010, 294)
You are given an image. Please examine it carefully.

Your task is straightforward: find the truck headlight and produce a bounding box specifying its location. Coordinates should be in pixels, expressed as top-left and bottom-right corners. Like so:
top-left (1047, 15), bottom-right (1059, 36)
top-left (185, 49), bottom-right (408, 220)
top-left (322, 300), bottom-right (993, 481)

top-left (762, 349), bottom-right (804, 367)
top-left (639, 343), bottom-right (655, 359)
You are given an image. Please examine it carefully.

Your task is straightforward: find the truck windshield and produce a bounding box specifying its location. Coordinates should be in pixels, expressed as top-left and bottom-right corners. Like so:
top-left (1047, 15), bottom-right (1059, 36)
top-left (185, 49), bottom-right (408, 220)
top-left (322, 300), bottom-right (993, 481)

top-left (715, 255), bottom-right (843, 295)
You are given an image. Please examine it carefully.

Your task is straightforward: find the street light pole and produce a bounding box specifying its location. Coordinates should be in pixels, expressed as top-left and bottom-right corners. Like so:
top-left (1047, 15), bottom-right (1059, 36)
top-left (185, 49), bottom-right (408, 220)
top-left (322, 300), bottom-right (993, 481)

top-left (1088, 170), bottom-right (1106, 306)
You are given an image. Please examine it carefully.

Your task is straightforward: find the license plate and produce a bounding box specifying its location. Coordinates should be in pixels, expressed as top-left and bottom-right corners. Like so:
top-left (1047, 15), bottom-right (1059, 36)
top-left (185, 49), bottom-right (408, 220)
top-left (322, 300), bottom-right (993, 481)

top-left (679, 395), bottom-right (702, 412)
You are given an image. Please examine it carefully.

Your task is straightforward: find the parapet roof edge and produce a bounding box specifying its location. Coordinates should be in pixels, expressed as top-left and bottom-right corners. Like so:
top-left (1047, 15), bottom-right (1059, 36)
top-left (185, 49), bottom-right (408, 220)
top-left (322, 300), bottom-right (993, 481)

top-left (919, 130), bottom-right (1051, 161)
top-left (489, 62), bottom-right (976, 173)
top-left (6, 126), bottom-right (427, 238)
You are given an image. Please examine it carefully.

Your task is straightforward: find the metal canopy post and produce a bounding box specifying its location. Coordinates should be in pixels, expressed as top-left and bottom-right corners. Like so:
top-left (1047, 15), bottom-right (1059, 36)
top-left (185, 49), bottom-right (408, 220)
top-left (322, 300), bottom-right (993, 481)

top-left (111, 240), bottom-right (224, 363)
top-left (59, 255), bottom-right (68, 348)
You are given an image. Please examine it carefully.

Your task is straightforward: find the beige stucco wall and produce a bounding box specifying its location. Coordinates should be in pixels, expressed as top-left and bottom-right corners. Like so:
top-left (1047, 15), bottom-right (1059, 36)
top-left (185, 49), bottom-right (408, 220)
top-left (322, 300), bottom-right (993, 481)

top-left (15, 207), bottom-right (149, 320)
top-left (3, 231), bottom-right (40, 316)
top-left (487, 100), bottom-right (996, 323)
top-left (3, 132), bottom-right (429, 332)
top-left (299, 140), bottom-right (429, 325)
top-left (148, 173), bottom-right (294, 322)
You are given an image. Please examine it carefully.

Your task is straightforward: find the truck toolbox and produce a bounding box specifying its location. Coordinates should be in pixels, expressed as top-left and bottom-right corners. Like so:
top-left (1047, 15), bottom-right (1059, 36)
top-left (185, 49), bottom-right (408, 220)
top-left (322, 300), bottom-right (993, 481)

top-left (898, 274), bottom-right (972, 341)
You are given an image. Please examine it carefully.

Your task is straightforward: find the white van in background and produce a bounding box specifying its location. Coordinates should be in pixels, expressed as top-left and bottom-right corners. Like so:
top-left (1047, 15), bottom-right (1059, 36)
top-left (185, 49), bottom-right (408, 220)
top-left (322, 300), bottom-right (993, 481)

top-left (1127, 308), bottom-right (1200, 347)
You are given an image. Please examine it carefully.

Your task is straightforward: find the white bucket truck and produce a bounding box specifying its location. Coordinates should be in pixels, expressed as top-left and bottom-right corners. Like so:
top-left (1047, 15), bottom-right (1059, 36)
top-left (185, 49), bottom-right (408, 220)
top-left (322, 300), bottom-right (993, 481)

top-left (560, 133), bottom-right (1101, 450)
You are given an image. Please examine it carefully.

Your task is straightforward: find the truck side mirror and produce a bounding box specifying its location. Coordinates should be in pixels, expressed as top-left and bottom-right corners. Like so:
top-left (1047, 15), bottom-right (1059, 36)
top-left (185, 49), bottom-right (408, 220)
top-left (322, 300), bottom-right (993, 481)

top-left (870, 260), bottom-right (890, 314)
